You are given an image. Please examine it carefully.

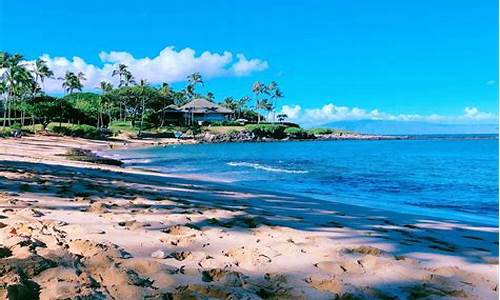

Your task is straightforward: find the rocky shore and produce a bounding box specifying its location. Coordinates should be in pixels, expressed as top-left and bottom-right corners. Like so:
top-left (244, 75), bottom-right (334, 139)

top-left (195, 131), bottom-right (407, 143)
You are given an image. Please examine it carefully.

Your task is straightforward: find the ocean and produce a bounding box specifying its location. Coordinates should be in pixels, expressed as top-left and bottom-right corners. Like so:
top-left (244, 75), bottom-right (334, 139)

top-left (105, 135), bottom-right (499, 226)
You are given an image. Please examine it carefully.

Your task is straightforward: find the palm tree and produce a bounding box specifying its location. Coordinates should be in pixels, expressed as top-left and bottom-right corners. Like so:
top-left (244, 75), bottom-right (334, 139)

top-left (185, 72), bottom-right (203, 99)
top-left (99, 80), bottom-right (113, 93)
top-left (206, 92), bottom-right (214, 102)
top-left (112, 64), bottom-right (135, 120)
top-left (159, 82), bottom-right (171, 97)
top-left (32, 59), bottom-right (53, 94)
top-left (268, 81), bottom-right (283, 123)
top-left (236, 96), bottom-right (250, 119)
top-left (61, 71), bottom-right (83, 94)
top-left (221, 97), bottom-right (238, 118)
top-left (158, 82), bottom-right (172, 128)
top-left (187, 72), bottom-right (203, 88)
top-left (0, 81), bottom-right (7, 129)
top-left (252, 81), bottom-right (269, 123)
top-left (257, 99), bottom-right (272, 122)
top-left (0, 52), bottom-right (13, 128)
top-left (276, 113), bottom-right (288, 123)
top-left (137, 79), bottom-right (149, 136)
top-left (122, 72), bottom-right (135, 87)
top-left (1, 53), bottom-right (34, 127)
top-left (97, 81), bottom-right (113, 127)
top-left (77, 72), bottom-right (86, 83)
top-left (60, 71), bottom-right (83, 126)
top-left (112, 64), bottom-right (135, 87)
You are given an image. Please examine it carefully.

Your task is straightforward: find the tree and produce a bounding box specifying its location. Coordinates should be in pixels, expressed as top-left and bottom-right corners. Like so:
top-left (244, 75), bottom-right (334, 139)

top-left (259, 99), bottom-right (273, 119)
top-left (236, 96), bottom-right (250, 119)
top-left (252, 81), bottom-right (270, 123)
top-left (185, 72), bottom-right (203, 99)
top-left (276, 113), bottom-right (288, 123)
top-left (206, 92), bottom-right (214, 102)
top-left (112, 64), bottom-right (135, 87)
top-left (24, 95), bottom-right (70, 129)
top-left (221, 97), bottom-right (238, 118)
top-left (62, 71), bottom-right (84, 94)
top-left (187, 72), bottom-right (203, 88)
top-left (137, 79), bottom-right (149, 136)
top-left (32, 59), bottom-right (54, 94)
top-left (0, 53), bottom-right (35, 127)
top-left (268, 81), bottom-right (283, 123)
top-left (64, 92), bottom-right (101, 126)
top-left (109, 84), bottom-right (162, 130)
top-left (97, 81), bottom-right (113, 127)
top-left (112, 64), bottom-right (135, 120)
top-left (158, 82), bottom-right (172, 127)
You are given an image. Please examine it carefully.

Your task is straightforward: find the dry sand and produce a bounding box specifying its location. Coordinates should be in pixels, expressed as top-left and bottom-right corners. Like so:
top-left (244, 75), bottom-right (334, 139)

top-left (0, 135), bottom-right (498, 299)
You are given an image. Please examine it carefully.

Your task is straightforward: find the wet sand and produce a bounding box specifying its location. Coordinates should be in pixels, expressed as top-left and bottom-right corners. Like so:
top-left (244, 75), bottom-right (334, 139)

top-left (0, 135), bottom-right (498, 299)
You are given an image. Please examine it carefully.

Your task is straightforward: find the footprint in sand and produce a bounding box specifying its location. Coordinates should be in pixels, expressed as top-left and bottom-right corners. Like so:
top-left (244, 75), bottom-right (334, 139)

top-left (224, 247), bottom-right (273, 269)
top-left (201, 268), bottom-right (247, 287)
top-left (168, 251), bottom-right (193, 261)
top-left (305, 275), bottom-right (343, 294)
top-left (162, 224), bottom-right (200, 236)
top-left (67, 239), bottom-right (132, 259)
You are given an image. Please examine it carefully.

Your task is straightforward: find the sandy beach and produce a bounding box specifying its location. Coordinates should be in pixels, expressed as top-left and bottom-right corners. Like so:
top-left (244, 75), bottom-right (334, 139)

top-left (0, 135), bottom-right (498, 299)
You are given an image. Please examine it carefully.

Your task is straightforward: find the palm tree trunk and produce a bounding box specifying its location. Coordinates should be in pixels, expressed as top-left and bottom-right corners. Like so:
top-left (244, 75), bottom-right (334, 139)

top-left (139, 97), bottom-right (145, 137)
top-left (2, 98), bottom-right (7, 129)
top-left (7, 100), bottom-right (12, 127)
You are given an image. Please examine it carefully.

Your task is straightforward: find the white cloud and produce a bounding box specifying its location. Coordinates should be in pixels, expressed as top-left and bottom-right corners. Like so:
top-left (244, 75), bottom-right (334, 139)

top-left (230, 54), bottom-right (268, 76)
top-left (463, 106), bottom-right (497, 120)
top-left (280, 105), bottom-right (302, 119)
top-left (25, 46), bottom-right (268, 93)
top-left (275, 103), bottom-right (498, 127)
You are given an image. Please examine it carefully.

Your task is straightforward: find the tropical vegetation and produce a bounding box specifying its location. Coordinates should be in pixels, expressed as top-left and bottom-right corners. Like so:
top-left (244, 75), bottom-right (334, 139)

top-left (0, 51), bottom-right (347, 139)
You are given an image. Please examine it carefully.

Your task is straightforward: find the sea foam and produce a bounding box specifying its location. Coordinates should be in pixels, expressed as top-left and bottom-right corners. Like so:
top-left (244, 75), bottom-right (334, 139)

top-left (227, 161), bottom-right (308, 174)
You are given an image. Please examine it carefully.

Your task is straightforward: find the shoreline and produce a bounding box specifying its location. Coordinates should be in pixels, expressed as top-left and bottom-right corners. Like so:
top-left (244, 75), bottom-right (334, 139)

top-left (0, 135), bottom-right (498, 299)
top-left (106, 143), bottom-right (499, 227)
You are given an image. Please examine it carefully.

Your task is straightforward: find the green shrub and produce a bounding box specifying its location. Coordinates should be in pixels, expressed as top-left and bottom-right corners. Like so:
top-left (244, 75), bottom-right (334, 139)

top-left (307, 127), bottom-right (354, 136)
top-left (284, 127), bottom-right (313, 139)
top-left (10, 123), bottom-right (22, 130)
top-left (245, 124), bottom-right (287, 139)
top-left (210, 121), bottom-right (241, 126)
top-left (50, 124), bottom-right (101, 139)
top-left (307, 128), bottom-right (334, 135)
top-left (0, 127), bottom-right (11, 137)
top-left (227, 129), bottom-right (240, 135)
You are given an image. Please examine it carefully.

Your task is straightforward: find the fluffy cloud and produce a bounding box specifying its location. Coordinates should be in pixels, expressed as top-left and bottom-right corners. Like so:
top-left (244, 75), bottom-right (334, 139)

top-left (275, 104), bottom-right (498, 127)
top-left (26, 46), bottom-right (268, 93)
top-left (463, 107), bottom-right (497, 120)
top-left (230, 54), bottom-right (269, 76)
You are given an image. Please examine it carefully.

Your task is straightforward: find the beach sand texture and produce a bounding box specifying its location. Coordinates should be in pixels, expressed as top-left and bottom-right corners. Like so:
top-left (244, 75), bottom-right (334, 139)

top-left (0, 136), bottom-right (498, 299)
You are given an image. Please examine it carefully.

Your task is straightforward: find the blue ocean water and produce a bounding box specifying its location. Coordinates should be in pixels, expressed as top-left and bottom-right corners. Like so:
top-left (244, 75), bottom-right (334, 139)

top-left (107, 136), bottom-right (499, 225)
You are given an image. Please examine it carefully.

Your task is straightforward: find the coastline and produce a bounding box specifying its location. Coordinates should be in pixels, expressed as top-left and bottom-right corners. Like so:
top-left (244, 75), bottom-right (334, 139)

top-left (0, 135), bottom-right (498, 299)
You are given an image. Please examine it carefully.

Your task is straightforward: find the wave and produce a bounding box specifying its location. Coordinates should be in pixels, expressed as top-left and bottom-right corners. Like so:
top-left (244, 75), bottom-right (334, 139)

top-left (227, 161), bottom-right (308, 174)
top-left (122, 158), bottom-right (153, 164)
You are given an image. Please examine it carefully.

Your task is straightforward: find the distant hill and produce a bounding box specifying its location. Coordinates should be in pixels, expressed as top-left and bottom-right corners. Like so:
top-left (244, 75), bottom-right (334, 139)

top-left (322, 120), bottom-right (499, 135)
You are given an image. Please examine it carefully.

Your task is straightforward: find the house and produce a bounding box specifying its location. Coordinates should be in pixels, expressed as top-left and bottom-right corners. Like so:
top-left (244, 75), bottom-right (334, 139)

top-left (160, 98), bottom-right (233, 125)
top-left (178, 98), bottom-right (234, 125)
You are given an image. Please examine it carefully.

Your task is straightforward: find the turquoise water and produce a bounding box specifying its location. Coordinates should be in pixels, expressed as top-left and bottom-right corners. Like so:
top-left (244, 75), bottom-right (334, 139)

top-left (107, 136), bottom-right (499, 225)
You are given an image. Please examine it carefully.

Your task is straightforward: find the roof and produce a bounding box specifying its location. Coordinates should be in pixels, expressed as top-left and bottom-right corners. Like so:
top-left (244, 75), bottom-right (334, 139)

top-left (179, 98), bottom-right (233, 114)
top-left (161, 104), bottom-right (181, 112)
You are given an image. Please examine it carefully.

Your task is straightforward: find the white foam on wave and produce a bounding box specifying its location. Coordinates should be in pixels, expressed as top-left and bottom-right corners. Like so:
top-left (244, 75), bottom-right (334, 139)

top-left (227, 162), bottom-right (308, 174)
top-left (123, 158), bottom-right (153, 164)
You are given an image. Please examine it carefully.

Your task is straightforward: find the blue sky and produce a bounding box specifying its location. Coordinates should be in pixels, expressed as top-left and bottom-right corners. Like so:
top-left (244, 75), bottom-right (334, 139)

top-left (1, 0), bottom-right (498, 125)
